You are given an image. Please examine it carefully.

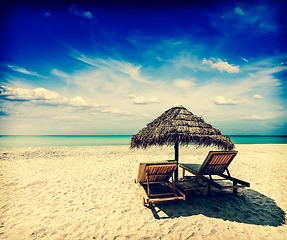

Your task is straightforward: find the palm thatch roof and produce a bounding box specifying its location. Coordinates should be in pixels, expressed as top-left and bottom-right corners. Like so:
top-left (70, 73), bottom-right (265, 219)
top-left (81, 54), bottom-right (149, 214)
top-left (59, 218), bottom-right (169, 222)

top-left (131, 105), bottom-right (235, 151)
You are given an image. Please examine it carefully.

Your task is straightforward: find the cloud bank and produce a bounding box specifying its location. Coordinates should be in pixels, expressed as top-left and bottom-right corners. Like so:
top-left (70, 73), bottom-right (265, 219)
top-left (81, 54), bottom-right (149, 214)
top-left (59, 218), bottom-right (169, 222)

top-left (0, 86), bottom-right (130, 116)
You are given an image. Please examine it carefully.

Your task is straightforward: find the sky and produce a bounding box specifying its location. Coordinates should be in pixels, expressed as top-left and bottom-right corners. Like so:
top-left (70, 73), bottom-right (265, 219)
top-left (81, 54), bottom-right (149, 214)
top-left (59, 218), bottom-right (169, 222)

top-left (0, 0), bottom-right (287, 135)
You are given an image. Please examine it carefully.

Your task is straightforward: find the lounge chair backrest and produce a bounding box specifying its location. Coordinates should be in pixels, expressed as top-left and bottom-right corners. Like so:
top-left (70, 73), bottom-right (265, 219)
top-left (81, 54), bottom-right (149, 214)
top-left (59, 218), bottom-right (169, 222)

top-left (198, 151), bottom-right (238, 175)
top-left (136, 161), bottom-right (177, 183)
top-left (143, 164), bottom-right (177, 183)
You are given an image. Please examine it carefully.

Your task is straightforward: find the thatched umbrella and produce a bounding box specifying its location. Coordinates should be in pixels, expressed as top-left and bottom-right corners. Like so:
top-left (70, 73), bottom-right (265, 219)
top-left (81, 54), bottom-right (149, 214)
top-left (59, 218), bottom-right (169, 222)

top-left (131, 104), bottom-right (235, 181)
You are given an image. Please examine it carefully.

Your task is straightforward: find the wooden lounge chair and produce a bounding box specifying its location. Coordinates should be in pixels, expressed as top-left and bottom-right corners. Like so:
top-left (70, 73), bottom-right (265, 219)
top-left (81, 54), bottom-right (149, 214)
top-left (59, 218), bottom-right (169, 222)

top-left (179, 151), bottom-right (250, 196)
top-left (135, 160), bottom-right (186, 206)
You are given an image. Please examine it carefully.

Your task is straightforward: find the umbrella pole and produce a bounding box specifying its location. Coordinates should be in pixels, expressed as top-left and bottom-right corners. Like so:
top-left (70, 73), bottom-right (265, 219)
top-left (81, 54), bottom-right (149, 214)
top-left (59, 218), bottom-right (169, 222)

top-left (174, 142), bottom-right (179, 182)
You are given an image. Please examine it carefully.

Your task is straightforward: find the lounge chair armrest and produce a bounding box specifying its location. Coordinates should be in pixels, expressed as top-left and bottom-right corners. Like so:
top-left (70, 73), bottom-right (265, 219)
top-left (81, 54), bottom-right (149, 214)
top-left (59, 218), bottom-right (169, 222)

top-left (179, 164), bottom-right (223, 189)
top-left (218, 173), bottom-right (250, 187)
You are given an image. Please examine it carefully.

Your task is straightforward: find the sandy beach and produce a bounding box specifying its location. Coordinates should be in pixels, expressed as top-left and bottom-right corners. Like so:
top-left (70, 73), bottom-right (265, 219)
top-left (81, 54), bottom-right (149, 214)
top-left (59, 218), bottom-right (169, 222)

top-left (0, 144), bottom-right (286, 239)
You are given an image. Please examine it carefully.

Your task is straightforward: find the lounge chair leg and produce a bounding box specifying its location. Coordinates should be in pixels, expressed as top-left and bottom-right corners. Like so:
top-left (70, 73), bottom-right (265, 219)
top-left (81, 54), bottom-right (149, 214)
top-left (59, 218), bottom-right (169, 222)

top-left (143, 197), bottom-right (146, 206)
top-left (182, 169), bottom-right (185, 179)
top-left (208, 184), bottom-right (212, 196)
top-left (233, 182), bottom-right (238, 195)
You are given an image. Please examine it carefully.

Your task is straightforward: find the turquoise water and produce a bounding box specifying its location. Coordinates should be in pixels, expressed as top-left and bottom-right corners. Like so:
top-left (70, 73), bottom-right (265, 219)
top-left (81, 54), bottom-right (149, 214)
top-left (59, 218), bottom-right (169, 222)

top-left (229, 135), bottom-right (287, 145)
top-left (0, 135), bottom-right (286, 147)
top-left (0, 135), bottom-right (131, 148)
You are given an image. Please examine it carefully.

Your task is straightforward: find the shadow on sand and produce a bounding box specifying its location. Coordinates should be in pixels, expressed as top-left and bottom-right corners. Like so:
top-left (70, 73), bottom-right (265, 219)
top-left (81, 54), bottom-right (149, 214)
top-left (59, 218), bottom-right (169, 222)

top-left (148, 189), bottom-right (286, 226)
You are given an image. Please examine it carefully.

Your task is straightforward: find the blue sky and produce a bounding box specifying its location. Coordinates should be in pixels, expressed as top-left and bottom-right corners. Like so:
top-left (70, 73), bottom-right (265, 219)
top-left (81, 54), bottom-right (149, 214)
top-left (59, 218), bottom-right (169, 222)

top-left (1, 0), bottom-right (287, 135)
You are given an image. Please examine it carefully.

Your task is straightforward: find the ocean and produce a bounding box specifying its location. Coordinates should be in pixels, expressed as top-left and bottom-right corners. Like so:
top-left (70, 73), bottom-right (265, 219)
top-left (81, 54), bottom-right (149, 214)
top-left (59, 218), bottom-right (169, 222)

top-left (0, 135), bottom-right (287, 148)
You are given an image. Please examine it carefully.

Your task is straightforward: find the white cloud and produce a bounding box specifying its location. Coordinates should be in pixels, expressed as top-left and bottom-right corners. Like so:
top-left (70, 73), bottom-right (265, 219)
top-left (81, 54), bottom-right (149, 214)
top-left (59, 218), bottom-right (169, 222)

top-left (77, 55), bottom-right (153, 84)
top-left (214, 96), bottom-right (239, 105)
top-left (255, 65), bottom-right (286, 76)
top-left (276, 105), bottom-right (284, 110)
top-left (51, 69), bottom-right (70, 78)
top-left (89, 107), bottom-right (131, 116)
top-left (234, 6), bottom-right (246, 16)
top-left (84, 11), bottom-right (93, 19)
top-left (0, 86), bottom-right (61, 101)
top-left (113, 60), bottom-right (153, 84)
top-left (167, 52), bottom-right (205, 71)
top-left (126, 94), bottom-right (160, 105)
top-left (253, 94), bottom-right (263, 99)
top-left (99, 107), bottom-right (131, 115)
top-left (53, 116), bottom-right (92, 121)
top-left (45, 12), bottom-right (51, 18)
top-left (16, 124), bottom-right (33, 129)
top-left (7, 65), bottom-right (46, 78)
top-left (69, 4), bottom-right (94, 19)
top-left (69, 96), bottom-right (89, 106)
top-left (174, 78), bottom-right (194, 89)
top-left (202, 58), bottom-right (241, 73)
top-left (242, 115), bottom-right (272, 120)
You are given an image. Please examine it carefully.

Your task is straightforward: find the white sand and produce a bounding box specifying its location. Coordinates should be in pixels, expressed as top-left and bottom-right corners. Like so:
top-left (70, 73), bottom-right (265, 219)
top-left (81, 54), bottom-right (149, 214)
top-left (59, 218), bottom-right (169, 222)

top-left (0, 144), bottom-right (286, 239)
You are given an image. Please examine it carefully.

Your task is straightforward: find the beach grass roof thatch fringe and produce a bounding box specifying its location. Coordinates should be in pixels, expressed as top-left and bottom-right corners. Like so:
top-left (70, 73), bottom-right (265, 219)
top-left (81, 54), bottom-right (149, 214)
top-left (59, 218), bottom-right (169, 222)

top-left (131, 104), bottom-right (235, 151)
